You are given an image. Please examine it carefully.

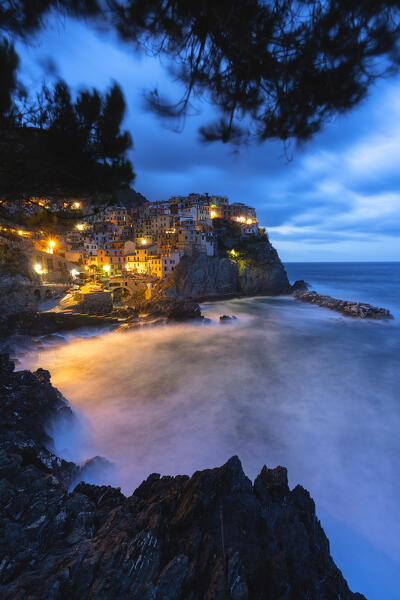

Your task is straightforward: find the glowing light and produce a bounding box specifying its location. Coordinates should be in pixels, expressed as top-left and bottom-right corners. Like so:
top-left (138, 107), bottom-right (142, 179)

top-left (229, 249), bottom-right (237, 257)
top-left (71, 268), bottom-right (79, 278)
top-left (141, 239), bottom-right (147, 245)
top-left (246, 219), bottom-right (253, 225)
top-left (73, 202), bottom-right (80, 209)
top-left (18, 230), bottom-right (23, 236)
top-left (210, 211), bottom-right (217, 219)
top-left (46, 239), bottom-right (56, 254)
top-left (236, 216), bottom-right (246, 223)
top-left (103, 265), bottom-right (111, 273)
top-left (34, 263), bottom-right (43, 274)
top-left (84, 266), bottom-right (88, 270)
top-left (76, 223), bottom-right (84, 231)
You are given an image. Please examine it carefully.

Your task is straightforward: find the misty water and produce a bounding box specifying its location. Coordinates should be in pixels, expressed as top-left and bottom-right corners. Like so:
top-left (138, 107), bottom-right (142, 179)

top-left (22, 263), bottom-right (400, 600)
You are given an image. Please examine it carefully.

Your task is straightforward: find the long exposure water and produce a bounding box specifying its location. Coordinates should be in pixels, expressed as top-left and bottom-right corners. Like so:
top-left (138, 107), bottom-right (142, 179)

top-left (22, 262), bottom-right (400, 599)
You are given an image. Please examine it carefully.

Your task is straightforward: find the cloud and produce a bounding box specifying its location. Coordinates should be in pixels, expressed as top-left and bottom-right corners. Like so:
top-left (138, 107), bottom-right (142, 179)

top-left (15, 17), bottom-right (400, 261)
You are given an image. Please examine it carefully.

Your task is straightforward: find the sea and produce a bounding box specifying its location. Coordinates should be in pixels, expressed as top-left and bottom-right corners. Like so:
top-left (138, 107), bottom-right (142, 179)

top-left (21, 262), bottom-right (400, 600)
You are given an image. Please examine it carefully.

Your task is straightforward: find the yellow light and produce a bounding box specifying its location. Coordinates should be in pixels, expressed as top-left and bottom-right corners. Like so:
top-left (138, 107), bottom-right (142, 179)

top-left (76, 223), bottom-right (84, 231)
top-left (103, 265), bottom-right (111, 273)
top-left (73, 202), bottom-right (80, 209)
top-left (229, 249), bottom-right (237, 257)
top-left (71, 268), bottom-right (79, 278)
top-left (236, 216), bottom-right (246, 223)
top-left (84, 265), bottom-right (88, 270)
top-left (210, 211), bottom-right (217, 219)
top-left (18, 230), bottom-right (23, 236)
top-left (141, 239), bottom-right (147, 245)
top-left (246, 219), bottom-right (253, 225)
top-left (46, 239), bottom-right (55, 254)
top-left (34, 263), bottom-right (43, 274)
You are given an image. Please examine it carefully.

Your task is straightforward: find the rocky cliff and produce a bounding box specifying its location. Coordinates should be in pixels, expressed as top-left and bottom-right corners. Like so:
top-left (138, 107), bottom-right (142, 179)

top-left (162, 224), bottom-right (290, 300)
top-left (0, 355), bottom-right (366, 600)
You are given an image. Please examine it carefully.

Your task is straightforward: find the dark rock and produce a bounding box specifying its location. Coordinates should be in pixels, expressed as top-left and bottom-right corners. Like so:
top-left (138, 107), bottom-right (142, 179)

top-left (220, 314), bottom-right (238, 322)
top-left (0, 311), bottom-right (119, 345)
top-left (163, 250), bottom-right (290, 300)
top-left (291, 279), bottom-right (309, 292)
top-left (111, 306), bottom-right (138, 319)
top-left (140, 295), bottom-right (202, 322)
top-left (0, 358), bottom-right (366, 599)
top-left (293, 290), bottom-right (393, 320)
top-left (0, 353), bottom-right (15, 375)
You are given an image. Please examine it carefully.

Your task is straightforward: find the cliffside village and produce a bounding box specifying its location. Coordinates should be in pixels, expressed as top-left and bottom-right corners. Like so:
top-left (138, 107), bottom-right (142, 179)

top-left (2, 194), bottom-right (259, 291)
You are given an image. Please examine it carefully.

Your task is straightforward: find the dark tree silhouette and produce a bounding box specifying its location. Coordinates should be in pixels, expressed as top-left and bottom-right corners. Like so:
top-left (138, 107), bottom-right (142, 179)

top-left (0, 37), bottom-right (19, 120)
top-left (2, 1), bottom-right (400, 144)
top-left (0, 41), bottom-right (134, 202)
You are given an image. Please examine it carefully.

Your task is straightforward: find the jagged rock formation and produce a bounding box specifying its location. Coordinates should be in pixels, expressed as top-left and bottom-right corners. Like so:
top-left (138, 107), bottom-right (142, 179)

top-left (294, 290), bottom-right (393, 319)
top-left (0, 271), bottom-right (39, 315)
top-left (161, 242), bottom-right (290, 300)
top-left (0, 355), bottom-right (366, 600)
top-left (139, 294), bottom-right (203, 321)
top-left (0, 248), bottom-right (41, 319)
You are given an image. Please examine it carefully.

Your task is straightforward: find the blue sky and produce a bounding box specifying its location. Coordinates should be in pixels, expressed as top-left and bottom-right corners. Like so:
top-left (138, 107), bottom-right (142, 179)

top-left (17, 16), bottom-right (400, 261)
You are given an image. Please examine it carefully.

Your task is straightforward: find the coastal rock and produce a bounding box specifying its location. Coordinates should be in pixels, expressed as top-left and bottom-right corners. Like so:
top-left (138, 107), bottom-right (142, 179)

top-left (139, 295), bottom-right (202, 321)
top-left (293, 290), bottom-right (393, 320)
top-left (0, 272), bottom-right (39, 318)
top-left (291, 279), bottom-right (309, 293)
top-left (220, 314), bottom-right (237, 322)
top-left (162, 250), bottom-right (290, 300)
top-left (0, 311), bottom-right (120, 347)
top-left (0, 356), bottom-right (366, 599)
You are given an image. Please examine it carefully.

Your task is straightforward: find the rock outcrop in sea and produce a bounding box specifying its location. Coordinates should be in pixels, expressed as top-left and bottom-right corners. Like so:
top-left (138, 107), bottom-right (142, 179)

top-left (0, 354), bottom-right (366, 599)
top-left (164, 252), bottom-right (290, 299)
top-left (159, 222), bottom-right (290, 300)
top-left (293, 290), bottom-right (393, 319)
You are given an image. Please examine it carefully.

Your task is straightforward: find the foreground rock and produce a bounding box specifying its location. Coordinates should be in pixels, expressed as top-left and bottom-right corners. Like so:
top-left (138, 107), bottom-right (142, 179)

top-left (293, 290), bottom-right (393, 320)
top-left (0, 311), bottom-right (120, 353)
top-left (122, 291), bottom-right (203, 327)
top-left (0, 356), bottom-right (366, 599)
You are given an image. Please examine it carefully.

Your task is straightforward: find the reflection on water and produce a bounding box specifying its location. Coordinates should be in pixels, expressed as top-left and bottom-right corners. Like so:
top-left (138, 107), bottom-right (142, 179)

top-left (22, 294), bottom-right (400, 600)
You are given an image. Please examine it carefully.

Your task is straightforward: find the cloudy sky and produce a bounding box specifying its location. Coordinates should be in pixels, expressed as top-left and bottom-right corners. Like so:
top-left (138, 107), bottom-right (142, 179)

top-left (17, 16), bottom-right (400, 262)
